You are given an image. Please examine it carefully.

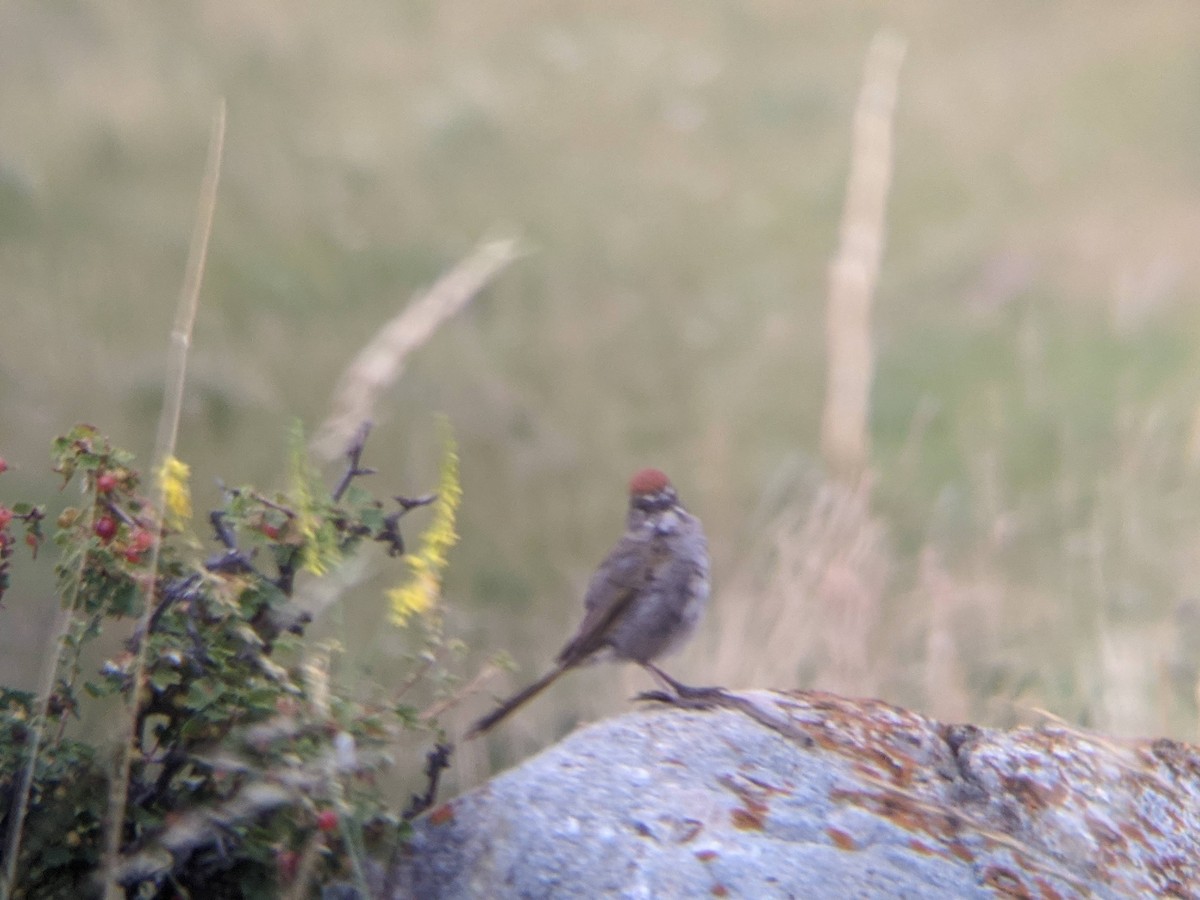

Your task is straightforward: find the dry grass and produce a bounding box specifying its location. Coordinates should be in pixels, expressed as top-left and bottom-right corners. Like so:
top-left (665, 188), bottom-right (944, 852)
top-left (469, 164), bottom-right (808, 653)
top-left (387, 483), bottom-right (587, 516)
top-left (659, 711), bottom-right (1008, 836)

top-left (821, 31), bottom-right (905, 478)
top-left (101, 100), bottom-right (226, 900)
top-left (707, 475), bottom-right (889, 697)
top-left (1, 3), bottom-right (1200, 793)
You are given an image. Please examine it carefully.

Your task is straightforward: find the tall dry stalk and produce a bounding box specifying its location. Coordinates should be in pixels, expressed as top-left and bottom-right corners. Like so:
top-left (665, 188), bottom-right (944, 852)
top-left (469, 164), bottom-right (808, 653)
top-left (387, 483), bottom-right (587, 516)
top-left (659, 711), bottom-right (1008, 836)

top-left (709, 33), bottom-right (905, 698)
top-left (821, 32), bottom-right (905, 479)
top-left (100, 100), bottom-right (226, 900)
top-left (311, 237), bottom-right (523, 462)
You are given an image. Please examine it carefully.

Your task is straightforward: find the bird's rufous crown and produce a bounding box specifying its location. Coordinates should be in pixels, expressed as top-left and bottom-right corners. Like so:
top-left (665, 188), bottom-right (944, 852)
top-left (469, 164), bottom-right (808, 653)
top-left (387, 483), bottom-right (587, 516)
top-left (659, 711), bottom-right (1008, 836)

top-left (628, 468), bottom-right (671, 496)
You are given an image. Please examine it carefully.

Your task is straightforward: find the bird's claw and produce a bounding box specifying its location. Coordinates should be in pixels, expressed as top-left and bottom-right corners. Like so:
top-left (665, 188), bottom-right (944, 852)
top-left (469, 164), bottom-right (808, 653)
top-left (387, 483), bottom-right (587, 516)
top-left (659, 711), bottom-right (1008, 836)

top-left (634, 689), bottom-right (676, 704)
top-left (634, 685), bottom-right (727, 710)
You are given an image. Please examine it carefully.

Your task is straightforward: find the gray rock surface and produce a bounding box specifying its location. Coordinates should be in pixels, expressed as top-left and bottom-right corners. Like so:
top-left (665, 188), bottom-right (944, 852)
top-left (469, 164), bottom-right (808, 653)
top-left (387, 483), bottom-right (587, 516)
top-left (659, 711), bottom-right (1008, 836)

top-left (391, 690), bottom-right (1200, 898)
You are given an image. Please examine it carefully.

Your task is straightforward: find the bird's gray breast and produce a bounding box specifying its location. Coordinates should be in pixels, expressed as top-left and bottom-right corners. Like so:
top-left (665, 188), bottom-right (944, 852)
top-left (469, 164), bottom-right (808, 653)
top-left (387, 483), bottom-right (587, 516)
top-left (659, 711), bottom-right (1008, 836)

top-left (605, 511), bottom-right (710, 663)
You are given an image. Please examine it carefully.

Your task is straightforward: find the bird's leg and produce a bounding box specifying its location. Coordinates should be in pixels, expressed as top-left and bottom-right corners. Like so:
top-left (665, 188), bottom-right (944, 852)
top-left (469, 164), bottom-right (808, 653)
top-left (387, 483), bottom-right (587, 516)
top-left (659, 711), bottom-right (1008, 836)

top-left (634, 663), bottom-right (726, 708)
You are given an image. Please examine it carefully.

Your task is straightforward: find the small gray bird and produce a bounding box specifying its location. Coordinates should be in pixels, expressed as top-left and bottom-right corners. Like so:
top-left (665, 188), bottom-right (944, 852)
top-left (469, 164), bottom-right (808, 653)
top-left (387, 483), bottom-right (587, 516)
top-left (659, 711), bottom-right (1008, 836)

top-left (466, 468), bottom-right (713, 739)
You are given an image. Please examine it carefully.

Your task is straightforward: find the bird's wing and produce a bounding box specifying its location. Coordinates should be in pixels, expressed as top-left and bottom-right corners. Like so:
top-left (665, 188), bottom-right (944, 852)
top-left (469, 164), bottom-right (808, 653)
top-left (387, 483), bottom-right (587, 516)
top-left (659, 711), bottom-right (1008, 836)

top-left (555, 531), bottom-right (666, 667)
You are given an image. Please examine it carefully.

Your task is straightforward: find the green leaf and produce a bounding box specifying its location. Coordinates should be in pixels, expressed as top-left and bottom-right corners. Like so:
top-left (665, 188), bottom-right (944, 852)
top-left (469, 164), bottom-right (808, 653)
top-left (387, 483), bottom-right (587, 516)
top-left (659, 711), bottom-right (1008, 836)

top-left (149, 669), bottom-right (182, 691)
top-left (357, 504), bottom-right (386, 532)
top-left (186, 680), bottom-right (221, 707)
top-left (108, 579), bottom-right (141, 617)
top-left (340, 484), bottom-right (375, 509)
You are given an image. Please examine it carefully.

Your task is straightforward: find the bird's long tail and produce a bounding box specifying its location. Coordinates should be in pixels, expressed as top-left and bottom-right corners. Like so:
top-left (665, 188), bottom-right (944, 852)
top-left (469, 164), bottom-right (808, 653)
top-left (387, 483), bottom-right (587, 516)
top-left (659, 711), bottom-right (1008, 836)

top-left (465, 663), bottom-right (568, 739)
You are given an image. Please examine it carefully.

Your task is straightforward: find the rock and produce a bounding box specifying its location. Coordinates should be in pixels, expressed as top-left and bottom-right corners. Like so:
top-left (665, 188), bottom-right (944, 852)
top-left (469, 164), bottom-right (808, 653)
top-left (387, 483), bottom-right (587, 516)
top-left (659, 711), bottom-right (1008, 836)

top-left (390, 690), bottom-right (1200, 898)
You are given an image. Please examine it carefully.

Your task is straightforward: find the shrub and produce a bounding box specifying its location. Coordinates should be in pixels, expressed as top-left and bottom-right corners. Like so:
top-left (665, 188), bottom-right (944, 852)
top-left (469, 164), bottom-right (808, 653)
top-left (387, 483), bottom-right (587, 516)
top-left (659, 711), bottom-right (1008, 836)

top-left (0, 423), bottom-right (458, 898)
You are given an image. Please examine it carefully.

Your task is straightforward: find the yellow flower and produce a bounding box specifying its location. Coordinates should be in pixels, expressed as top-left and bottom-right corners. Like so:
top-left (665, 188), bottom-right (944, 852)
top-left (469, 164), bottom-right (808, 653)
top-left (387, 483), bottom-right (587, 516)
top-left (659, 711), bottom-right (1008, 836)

top-left (388, 575), bottom-right (435, 623)
top-left (288, 421), bottom-right (340, 576)
top-left (158, 456), bottom-right (192, 526)
top-left (390, 422), bottom-right (461, 626)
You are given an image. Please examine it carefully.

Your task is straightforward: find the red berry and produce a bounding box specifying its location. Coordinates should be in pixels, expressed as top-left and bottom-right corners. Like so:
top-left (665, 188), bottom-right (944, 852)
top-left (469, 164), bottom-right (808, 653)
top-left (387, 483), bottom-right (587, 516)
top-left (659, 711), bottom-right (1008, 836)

top-left (0, 457), bottom-right (8, 474)
top-left (96, 473), bottom-right (118, 494)
top-left (315, 809), bottom-right (338, 833)
top-left (0, 507), bottom-right (11, 530)
top-left (130, 529), bottom-right (154, 552)
top-left (261, 523), bottom-right (280, 540)
top-left (123, 548), bottom-right (142, 564)
top-left (94, 515), bottom-right (118, 542)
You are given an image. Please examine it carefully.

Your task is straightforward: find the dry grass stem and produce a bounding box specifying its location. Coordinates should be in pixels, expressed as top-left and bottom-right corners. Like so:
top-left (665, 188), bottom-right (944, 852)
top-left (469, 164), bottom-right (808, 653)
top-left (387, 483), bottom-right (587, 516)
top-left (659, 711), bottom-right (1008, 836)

top-left (711, 477), bottom-right (888, 697)
top-left (821, 31), bottom-right (906, 478)
top-left (420, 662), bottom-right (501, 722)
top-left (101, 98), bottom-right (226, 900)
top-left (312, 237), bottom-right (523, 461)
top-left (811, 478), bottom-right (888, 697)
top-left (918, 548), bottom-right (970, 722)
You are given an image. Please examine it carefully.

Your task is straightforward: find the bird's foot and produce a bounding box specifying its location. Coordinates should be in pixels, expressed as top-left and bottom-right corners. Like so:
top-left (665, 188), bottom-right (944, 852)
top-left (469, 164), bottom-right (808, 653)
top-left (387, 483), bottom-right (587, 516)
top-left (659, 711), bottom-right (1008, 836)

top-left (634, 684), bottom-right (727, 710)
top-left (634, 689), bottom-right (674, 704)
top-left (635, 662), bottom-right (727, 709)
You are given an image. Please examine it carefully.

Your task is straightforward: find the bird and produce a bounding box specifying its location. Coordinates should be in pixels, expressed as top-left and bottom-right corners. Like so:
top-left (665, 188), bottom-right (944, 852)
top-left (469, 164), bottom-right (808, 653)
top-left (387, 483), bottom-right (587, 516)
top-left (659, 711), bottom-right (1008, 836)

top-left (466, 467), bottom-right (714, 739)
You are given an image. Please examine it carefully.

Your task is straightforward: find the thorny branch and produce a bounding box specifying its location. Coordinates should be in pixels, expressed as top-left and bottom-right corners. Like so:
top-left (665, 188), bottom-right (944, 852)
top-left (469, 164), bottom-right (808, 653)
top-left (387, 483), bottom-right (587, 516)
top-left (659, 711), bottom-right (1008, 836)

top-left (376, 493), bottom-right (436, 557)
top-left (332, 421), bottom-right (377, 503)
top-left (402, 743), bottom-right (453, 822)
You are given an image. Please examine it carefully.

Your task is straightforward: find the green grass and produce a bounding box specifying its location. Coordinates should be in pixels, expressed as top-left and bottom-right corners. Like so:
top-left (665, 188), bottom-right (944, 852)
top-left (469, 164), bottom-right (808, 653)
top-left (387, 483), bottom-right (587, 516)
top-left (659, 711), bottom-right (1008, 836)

top-left (2, 2), bottom-right (1200, 797)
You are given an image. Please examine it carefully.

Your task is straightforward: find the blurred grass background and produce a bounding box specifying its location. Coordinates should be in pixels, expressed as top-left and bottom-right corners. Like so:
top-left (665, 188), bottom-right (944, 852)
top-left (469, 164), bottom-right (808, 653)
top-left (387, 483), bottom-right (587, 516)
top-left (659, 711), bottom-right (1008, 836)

top-left (3, 2), bottom-right (1200, 792)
